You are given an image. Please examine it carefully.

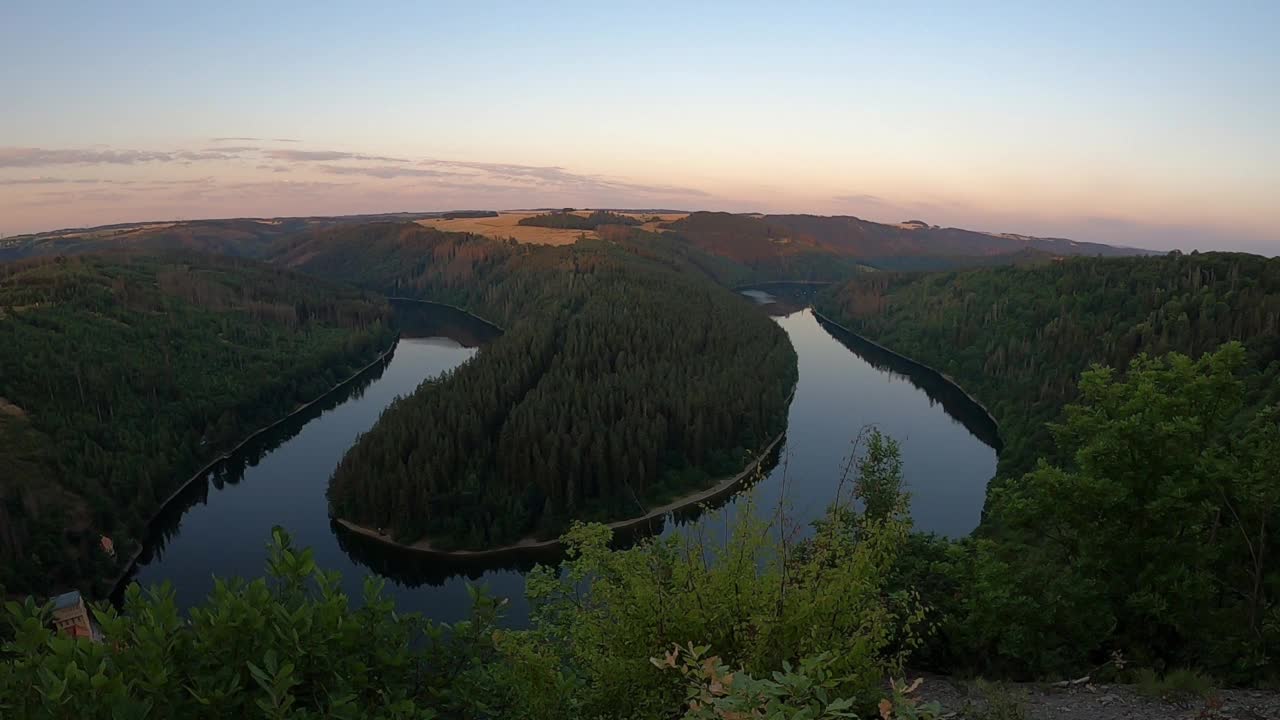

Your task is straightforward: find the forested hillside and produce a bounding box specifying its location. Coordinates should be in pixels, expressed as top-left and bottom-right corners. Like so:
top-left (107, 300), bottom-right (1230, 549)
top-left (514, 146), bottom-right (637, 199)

top-left (814, 252), bottom-right (1280, 479)
top-left (0, 212), bottom-right (480, 263)
top-left (657, 212), bottom-right (1148, 281)
top-left (271, 219), bottom-right (816, 317)
top-left (0, 254), bottom-right (394, 597)
top-left (289, 223), bottom-right (798, 548)
top-left (814, 252), bottom-right (1280, 678)
top-left (763, 213), bottom-right (1144, 260)
top-left (659, 212), bottom-right (863, 281)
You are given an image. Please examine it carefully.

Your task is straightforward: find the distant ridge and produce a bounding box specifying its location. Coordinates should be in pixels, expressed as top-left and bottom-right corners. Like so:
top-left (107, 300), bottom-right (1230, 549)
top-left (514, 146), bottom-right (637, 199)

top-left (1, 208), bottom-right (1158, 266)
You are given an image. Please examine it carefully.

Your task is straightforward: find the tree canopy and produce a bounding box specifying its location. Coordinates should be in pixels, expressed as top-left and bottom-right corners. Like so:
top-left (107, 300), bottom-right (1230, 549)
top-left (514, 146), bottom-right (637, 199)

top-left (0, 254), bottom-right (394, 598)
top-left (816, 252), bottom-right (1280, 680)
top-left (814, 251), bottom-right (1280, 480)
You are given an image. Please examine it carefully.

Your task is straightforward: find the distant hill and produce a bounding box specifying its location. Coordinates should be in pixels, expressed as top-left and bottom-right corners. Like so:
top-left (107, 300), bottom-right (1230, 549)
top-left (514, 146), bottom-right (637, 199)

top-left (661, 212), bottom-right (1153, 268)
top-left (2, 209), bottom-right (1156, 274)
top-left (0, 211), bottom-right (493, 262)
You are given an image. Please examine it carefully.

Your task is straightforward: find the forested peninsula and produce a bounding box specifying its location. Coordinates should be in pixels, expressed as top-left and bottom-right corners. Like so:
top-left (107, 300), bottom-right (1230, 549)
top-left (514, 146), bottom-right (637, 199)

top-left (281, 223), bottom-right (798, 549)
top-left (0, 254), bottom-right (394, 596)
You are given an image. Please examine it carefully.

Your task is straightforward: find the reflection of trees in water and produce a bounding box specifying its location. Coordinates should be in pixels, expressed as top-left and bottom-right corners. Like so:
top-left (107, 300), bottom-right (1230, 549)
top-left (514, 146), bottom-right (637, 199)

top-left (330, 437), bottom-right (785, 587)
top-left (389, 299), bottom-right (501, 346)
top-left (745, 282), bottom-right (998, 448)
top-left (115, 354), bottom-right (394, 599)
top-left (117, 301), bottom-right (503, 602)
top-left (813, 315), bottom-right (1002, 451)
top-left (331, 521), bottom-right (550, 587)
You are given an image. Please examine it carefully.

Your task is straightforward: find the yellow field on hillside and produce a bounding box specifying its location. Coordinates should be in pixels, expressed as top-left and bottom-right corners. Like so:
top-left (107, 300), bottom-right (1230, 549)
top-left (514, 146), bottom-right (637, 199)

top-left (417, 211), bottom-right (688, 245)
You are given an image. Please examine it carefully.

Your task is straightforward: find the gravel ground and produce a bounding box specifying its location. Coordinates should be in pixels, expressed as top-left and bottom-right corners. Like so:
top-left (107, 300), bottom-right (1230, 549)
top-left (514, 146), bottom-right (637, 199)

top-left (900, 673), bottom-right (1280, 720)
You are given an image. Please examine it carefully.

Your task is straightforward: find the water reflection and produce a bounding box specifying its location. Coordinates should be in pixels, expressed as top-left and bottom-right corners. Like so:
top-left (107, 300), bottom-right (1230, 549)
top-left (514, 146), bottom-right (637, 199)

top-left (117, 302), bottom-right (506, 621)
top-left (121, 292), bottom-right (997, 625)
top-left (813, 315), bottom-right (1001, 451)
top-left (124, 356), bottom-right (392, 574)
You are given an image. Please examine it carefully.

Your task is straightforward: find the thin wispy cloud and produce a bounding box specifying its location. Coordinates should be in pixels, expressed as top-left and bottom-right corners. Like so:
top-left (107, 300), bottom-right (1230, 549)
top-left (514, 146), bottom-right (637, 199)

top-left (832, 193), bottom-right (890, 205)
top-left (0, 147), bottom-right (245, 167)
top-left (319, 165), bottom-right (453, 179)
top-left (0, 145), bottom-right (707, 202)
top-left (0, 143), bottom-right (714, 235)
top-left (0, 177), bottom-right (102, 186)
top-left (211, 137), bottom-right (300, 143)
top-left (420, 159), bottom-right (711, 198)
top-left (265, 149), bottom-right (410, 163)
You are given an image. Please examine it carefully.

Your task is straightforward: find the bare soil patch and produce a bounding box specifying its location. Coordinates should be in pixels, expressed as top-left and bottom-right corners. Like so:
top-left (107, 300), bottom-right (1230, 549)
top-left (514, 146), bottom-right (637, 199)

top-left (417, 212), bottom-right (592, 245)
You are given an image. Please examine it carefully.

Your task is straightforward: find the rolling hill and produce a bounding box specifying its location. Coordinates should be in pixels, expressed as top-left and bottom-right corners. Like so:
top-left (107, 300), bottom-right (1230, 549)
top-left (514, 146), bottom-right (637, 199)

top-left (2, 210), bottom-right (1155, 274)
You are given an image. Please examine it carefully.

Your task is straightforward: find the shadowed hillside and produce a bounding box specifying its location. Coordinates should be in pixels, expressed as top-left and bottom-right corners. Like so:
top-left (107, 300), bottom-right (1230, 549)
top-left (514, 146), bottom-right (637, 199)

top-left (763, 213), bottom-right (1149, 259)
top-left (0, 254), bottom-right (394, 596)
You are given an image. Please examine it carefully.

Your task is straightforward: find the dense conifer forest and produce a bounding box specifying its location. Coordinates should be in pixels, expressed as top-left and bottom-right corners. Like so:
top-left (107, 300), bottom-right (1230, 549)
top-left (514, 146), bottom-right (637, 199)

top-left (815, 252), bottom-right (1280, 680)
top-left (301, 226), bottom-right (798, 548)
top-left (814, 252), bottom-right (1280, 479)
top-left (0, 254), bottom-right (394, 597)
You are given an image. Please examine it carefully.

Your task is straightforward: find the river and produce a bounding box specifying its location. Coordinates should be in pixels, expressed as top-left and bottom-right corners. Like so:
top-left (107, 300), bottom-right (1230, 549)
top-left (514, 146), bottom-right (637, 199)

top-left (120, 293), bottom-right (998, 624)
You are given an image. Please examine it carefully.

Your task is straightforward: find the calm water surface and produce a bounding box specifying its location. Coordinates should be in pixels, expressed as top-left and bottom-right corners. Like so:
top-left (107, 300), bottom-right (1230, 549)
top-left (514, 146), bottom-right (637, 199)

top-left (122, 295), bottom-right (997, 624)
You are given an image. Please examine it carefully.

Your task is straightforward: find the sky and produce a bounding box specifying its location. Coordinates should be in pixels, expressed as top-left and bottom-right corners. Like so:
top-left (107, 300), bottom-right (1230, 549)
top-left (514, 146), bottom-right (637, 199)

top-left (2, 1), bottom-right (1277, 254)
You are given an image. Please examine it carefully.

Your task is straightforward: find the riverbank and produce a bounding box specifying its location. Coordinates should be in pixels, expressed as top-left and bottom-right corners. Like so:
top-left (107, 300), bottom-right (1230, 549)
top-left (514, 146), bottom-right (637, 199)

top-left (108, 337), bottom-right (400, 597)
top-left (810, 308), bottom-right (1002, 437)
top-left (385, 296), bottom-right (506, 332)
top-left (336, 429), bottom-right (789, 559)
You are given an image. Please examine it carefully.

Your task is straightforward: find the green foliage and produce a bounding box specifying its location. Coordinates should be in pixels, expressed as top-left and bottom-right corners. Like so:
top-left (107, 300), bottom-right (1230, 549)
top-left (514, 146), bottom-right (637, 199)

top-left (815, 251), bottom-right (1280, 480)
top-left (524, 430), bottom-right (927, 717)
top-left (818, 254), bottom-right (1280, 680)
top-left (655, 643), bottom-right (861, 719)
top-left (2, 436), bottom-right (940, 719)
top-left (0, 254), bottom-right (394, 597)
top-left (948, 345), bottom-right (1280, 680)
top-left (966, 680), bottom-right (1027, 720)
top-left (0, 529), bottom-right (564, 720)
top-left (1132, 667), bottom-right (1216, 700)
top-left (878, 678), bottom-right (944, 720)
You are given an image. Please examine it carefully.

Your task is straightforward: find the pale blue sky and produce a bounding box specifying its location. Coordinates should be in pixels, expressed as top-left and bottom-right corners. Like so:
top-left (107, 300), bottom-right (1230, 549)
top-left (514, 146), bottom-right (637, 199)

top-left (2, 1), bottom-right (1277, 252)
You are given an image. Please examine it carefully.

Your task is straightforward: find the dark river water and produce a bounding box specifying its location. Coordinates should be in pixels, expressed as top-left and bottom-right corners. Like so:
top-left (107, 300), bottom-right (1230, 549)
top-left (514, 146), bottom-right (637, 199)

top-left (120, 292), bottom-right (998, 624)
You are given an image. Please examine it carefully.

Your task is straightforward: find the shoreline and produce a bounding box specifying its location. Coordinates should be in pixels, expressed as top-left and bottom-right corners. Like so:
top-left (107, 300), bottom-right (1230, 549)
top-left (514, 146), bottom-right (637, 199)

top-left (809, 308), bottom-right (1002, 435)
top-left (732, 280), bottom-right (836, 290)
top-left (385, 296), bottom-right (505, 333)
top-left (336, 424), bottom-right (790, 559)
top-left (108, 335), bottom-right (400, 598)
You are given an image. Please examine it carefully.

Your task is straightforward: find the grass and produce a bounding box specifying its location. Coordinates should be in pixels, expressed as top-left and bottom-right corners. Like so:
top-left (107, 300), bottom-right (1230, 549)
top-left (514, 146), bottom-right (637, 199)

top-left (1133, 668), bottom-right (1216, 700)
top-left (969, 680), bottom-right (1028, 720)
